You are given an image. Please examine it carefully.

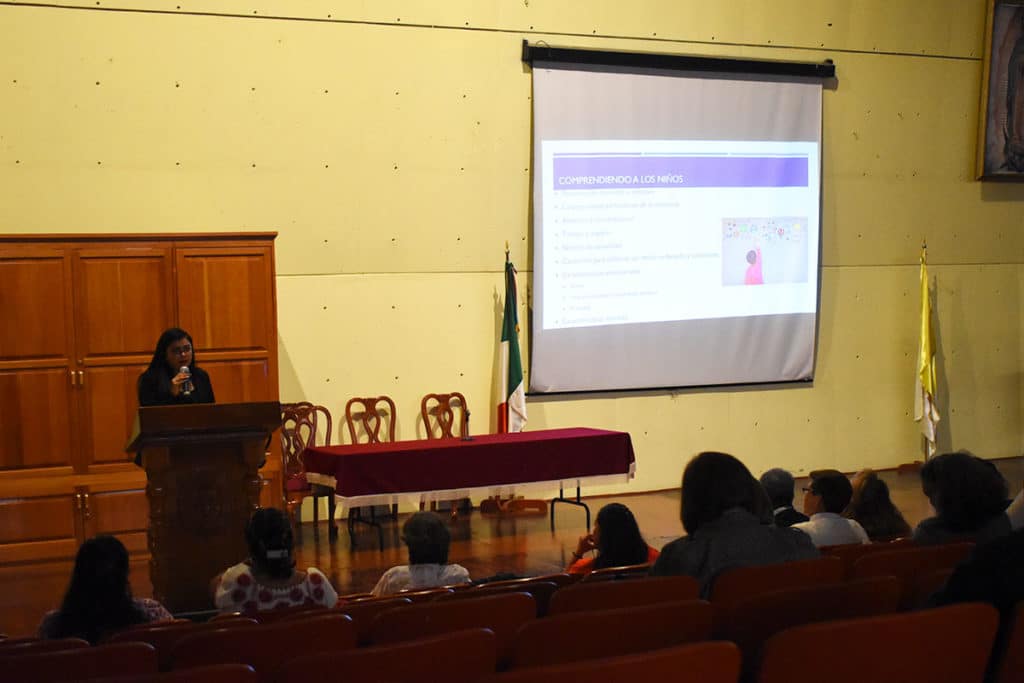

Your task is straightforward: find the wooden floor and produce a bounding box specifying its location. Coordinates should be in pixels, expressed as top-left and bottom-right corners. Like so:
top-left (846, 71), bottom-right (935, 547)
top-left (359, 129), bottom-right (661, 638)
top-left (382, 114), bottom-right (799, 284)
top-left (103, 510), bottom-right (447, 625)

top-left (3, 458), bottom-right (1022, 637)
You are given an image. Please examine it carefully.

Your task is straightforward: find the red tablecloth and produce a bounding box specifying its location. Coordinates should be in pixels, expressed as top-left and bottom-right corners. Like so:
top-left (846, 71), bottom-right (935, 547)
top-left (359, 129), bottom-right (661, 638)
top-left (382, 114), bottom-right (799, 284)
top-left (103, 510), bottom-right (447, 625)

top-left (303, 427), bottom-right (635, 500)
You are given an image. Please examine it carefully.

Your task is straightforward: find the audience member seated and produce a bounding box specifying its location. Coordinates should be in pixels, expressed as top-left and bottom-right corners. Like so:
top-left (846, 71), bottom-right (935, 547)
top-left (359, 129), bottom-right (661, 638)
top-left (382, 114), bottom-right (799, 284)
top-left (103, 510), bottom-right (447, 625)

top-left (38, 535), bottom-right (172, 643)
top-left (372, 511), bottom-right (470, 595)
top-left (760, 468), bottom-right (809, 527)
top-left (649, 451), bottom-right (817, 594)
top-left (913, 451), bottom-right (1019, 545)
top-left (930, 527), bottom-right (1024, 681)
top-left (793, 470), bottom-right (869, 547)
top-left (566, 503), bottom-right (660, 575)
top-left (842, 468), bottom-right (911, 541)
top-left (214, 507), bottom-right (338, 613)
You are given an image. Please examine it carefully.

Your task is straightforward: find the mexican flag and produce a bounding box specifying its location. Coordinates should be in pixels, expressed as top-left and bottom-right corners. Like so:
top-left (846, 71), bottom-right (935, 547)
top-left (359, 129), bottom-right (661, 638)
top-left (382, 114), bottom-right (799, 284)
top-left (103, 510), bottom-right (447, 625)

top-left (498, 253), bottom-right (527, 433)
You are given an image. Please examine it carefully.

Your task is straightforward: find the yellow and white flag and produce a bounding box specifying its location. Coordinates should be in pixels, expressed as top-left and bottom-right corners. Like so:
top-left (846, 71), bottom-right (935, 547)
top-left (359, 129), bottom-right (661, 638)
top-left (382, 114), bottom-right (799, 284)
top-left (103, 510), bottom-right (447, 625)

top-left (913, 247), bottom-right (940, 457)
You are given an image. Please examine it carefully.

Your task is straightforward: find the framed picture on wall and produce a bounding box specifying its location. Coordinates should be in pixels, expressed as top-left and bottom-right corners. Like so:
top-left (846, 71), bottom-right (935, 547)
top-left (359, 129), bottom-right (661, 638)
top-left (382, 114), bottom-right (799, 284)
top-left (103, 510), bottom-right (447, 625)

top-left (977, 0), bottom-right (1024, 179)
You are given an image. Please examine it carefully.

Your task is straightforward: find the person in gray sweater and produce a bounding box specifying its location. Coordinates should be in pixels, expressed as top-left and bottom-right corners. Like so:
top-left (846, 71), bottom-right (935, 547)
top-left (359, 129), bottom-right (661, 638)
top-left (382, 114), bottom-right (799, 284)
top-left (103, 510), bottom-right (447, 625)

top-left (651, 451), bottom-right (818, 595)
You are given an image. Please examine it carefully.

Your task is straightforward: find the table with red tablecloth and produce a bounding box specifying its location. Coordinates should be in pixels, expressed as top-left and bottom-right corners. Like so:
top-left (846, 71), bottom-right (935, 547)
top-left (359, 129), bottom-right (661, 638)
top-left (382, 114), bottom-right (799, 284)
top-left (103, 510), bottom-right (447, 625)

top-left (303, 427), bottom-right (635, 529)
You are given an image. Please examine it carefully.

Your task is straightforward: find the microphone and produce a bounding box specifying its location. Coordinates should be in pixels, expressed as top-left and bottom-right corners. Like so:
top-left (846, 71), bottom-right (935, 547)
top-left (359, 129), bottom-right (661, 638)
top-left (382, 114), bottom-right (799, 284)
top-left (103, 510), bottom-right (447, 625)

top-left (179, 366), bottom-right (193, 396)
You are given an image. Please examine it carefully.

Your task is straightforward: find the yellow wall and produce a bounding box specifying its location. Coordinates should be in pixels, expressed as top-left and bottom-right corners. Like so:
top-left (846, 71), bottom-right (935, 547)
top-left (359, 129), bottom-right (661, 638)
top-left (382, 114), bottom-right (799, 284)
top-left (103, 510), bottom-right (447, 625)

top-left (2, 1), bottom-right (1022, 501)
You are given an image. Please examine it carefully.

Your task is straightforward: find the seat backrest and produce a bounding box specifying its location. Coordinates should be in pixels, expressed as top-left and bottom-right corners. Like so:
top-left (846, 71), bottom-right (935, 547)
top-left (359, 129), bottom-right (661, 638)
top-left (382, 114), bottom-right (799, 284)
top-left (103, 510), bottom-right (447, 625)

top-left (277, 628), bottom-right (497, 683)
top-left (994, 601), bottom-right (1024, 683)
top-left (78, 663), bottom-right (258, 683)
top-left (580, 563), bottom-right (653, 582)
top-left (280, 403), bottom-right (332, 482)
top-left (0, 641), bottom-right (157, 682)
top-left (511, 599), bottom-right (713, 669)
top-left (718, 577), bottom-right (900, 677)
top-left (171, 614), bottom-right (355, 682)
top-left (109, 618), bottom-right (259, 670)
top-left (548, 575), bottom-right (699, 615)
top-left (436, 581), bottom-right (559, 617)
top-left (478, 641), bottom-right (740, 683)
top-left (0, 637), bottom-right (89, 656)
top-left (910, 567), bottom-right (954, 608)
top-left (756, 603), bottom-right (998, 683)
top-left (710, 556), bottom-right (844, 612)
top-left (820, 538), bottom-right (914, 577)
top-left (482, 574), bottom-right (577, 589)
top-left (850, 542), bottom-right (974, 609)
top-left (336, 596), bottom-right (413, 645)
top-left (251, 605), bottom-right (329, 625)
top-left (344, 396), bottom-right (397, 443)
top-left (369, 592), bottom-right (535, 667)
top-left (420, 392), bottom-right (469, 439)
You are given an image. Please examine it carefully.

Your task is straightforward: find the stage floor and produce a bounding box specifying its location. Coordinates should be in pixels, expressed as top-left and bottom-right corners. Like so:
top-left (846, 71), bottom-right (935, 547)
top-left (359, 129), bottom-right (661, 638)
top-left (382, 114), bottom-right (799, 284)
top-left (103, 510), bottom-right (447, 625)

top-left (3, 459), bottom-right (1022, 637)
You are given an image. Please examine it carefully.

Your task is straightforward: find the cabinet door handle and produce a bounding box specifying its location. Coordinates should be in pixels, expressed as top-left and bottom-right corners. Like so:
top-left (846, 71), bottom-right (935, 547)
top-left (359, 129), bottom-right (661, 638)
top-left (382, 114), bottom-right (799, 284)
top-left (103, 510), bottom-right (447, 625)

top-left (81, 492), bottom-right (92, 520)
top-left (77, 371), bottom-right (84, 386)
top-left (74, 492), bottom-right (83, 512)
top-left (69, 370), bottom-right (76, 387)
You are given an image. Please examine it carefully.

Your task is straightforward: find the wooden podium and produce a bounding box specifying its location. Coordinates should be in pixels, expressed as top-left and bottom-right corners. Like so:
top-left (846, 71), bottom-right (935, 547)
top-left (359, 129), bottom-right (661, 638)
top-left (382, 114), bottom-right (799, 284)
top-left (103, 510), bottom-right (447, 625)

top-left (126, 402), bottom-right (281, 613)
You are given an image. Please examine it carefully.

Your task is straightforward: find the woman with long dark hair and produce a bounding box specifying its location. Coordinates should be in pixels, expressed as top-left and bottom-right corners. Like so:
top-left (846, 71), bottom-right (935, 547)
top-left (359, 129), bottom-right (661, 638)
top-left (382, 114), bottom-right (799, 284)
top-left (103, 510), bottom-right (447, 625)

top-left (650, 451), bottom-right (817, 594)
top-left (137, 327), bottom-right (215, 406)
top-left (567, 503), bottom-right (658, 575)
top-left (914, 451), bottom-right (1013, 545)
top-left (843, 469), bottom-right (911, 541)
top-left (213, 508), bottom-right (338, 613)
top-left (38, 535), bottom-right (171, 643)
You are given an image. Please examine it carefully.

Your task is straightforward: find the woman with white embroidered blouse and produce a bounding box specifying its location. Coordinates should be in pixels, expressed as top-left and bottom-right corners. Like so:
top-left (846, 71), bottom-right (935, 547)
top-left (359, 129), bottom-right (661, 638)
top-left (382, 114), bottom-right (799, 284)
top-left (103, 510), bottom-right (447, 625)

top-left (372, 511), bottom-right (470, 595)
top-left (214, 508), bottom-right (338, 613)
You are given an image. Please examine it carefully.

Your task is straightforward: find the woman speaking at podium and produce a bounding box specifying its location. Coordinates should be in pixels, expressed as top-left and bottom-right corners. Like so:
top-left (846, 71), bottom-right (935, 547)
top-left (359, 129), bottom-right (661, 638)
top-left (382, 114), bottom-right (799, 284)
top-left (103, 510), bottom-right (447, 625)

top-left (137, 328), bottom-right (215, 406)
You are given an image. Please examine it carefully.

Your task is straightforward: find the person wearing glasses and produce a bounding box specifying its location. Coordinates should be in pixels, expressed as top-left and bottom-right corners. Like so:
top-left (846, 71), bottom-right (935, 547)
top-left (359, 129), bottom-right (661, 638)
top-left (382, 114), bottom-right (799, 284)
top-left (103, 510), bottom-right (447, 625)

top-left (137, 327), bottom-right (215, 407)
top-left (792, 470), bottom-right (869, 547)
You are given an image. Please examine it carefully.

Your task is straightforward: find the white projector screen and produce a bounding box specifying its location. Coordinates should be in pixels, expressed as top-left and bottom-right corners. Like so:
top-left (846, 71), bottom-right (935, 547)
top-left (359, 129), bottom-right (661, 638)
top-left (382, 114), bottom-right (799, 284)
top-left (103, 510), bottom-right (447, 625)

top-left (530, 61), bottom-right (823, 394)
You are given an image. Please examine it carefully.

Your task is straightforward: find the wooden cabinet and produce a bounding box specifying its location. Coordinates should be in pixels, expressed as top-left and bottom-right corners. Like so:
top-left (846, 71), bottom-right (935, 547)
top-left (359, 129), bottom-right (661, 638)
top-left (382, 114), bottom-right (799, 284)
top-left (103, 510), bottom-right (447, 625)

top-left (0, 233), bottom-right (280, 570)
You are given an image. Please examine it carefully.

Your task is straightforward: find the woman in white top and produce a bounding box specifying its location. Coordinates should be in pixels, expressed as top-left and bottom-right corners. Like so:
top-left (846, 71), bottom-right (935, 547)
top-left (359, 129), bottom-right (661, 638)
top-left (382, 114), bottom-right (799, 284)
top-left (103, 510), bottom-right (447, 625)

top-left (372, 511), bottom-right (470, 595)
top-left (214, 508), bottom-right (338, 613)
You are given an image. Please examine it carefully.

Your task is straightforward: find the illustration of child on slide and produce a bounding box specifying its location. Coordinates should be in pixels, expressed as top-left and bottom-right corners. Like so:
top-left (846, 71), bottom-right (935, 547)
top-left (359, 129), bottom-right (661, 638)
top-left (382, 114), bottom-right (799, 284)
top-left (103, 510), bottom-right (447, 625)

top-left (744, 246), bottom-right (763, 285)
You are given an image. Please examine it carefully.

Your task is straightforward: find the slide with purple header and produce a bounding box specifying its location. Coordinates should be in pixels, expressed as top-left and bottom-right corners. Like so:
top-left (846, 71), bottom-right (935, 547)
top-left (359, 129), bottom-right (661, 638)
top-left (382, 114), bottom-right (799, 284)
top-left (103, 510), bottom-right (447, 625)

top-left (540, 139), bottom-right (820, 331)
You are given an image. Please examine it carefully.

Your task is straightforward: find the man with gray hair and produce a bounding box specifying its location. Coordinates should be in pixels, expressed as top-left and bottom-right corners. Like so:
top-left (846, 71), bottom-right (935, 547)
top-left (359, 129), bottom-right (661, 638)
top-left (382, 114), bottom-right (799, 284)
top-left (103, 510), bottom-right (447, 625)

top-left (760, 468), bottom-right (809, 527)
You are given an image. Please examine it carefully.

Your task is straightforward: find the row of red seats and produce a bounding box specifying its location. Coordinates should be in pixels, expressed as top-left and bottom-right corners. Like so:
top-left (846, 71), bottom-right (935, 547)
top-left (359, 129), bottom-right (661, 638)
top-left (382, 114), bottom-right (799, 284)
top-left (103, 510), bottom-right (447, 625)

top-left (0, 540), bottom-right (999, 683)
top-left (0, 600), bottom-right (1017, 683)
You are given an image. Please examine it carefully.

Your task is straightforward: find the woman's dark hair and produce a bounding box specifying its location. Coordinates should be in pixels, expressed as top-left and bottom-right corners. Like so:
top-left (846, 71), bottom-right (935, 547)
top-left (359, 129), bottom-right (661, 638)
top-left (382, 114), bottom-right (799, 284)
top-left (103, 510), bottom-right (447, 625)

top-left (681, 451), bottom-right (772, 535)
top-left (48, 535), bottom-right (146, 644)
top-left (402, 511), bottom-right (451, 565)
top-left (920, 451), bottom-right (1009, 533)
top-left (746, 250), bottom-right (757, 264)
top-left (592, 503), bottom-right (650, 570)
top-left (245, 508), bottom-right (296, 580)
top-left (843, 469), bottom-right (911, 541)
top-left (145, 327), bottom-right (195, 374)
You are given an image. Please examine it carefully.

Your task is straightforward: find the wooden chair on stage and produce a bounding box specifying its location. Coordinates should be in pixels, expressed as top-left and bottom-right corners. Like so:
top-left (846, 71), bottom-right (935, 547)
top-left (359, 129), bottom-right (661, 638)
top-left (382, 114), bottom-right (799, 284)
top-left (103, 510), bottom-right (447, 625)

top-left (343, 396), bottom-right (398, 548)
top-left (421, 392), bottom-right (470, 439)
top-left (277, 628), bottom-right (497, 683)
top-left (0, 641), bottom-right (158, 682)
top-left (421, 392), bottom-right (471, 516)
top-left (280, 402), bottom-right (337, 541)
top-left (511, 600), bottom-right (714, 669)
top-left (755, 603), bottom-right (998, 683)
top-left (479, 641), bottom-right (740, 683)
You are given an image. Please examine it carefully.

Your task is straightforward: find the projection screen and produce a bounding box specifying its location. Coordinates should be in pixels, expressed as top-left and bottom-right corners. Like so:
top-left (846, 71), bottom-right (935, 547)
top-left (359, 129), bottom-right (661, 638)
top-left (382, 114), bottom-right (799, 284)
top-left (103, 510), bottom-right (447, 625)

top-left (530, 60), bottom-right (823, 394)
